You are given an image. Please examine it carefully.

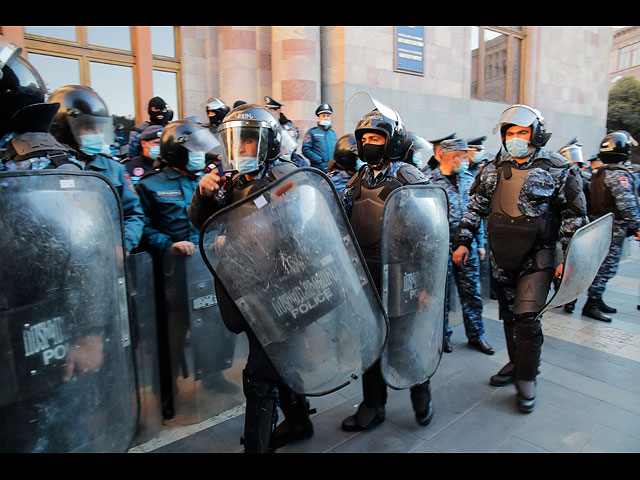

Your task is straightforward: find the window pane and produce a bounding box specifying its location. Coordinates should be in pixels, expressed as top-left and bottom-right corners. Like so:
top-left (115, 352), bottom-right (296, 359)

top-left (28, 53), bottom-right (81, 96)
top-left (153, 70), bottom-right (179, 116)
top-left (508, 37), bottom-right (522, 104)
top-left (151, 26), bottom-right (176, 57)
top-left (24, 26), bottom-right (76, 42)
top-left (483, 29), bottom-right (507, 102)
top-left (470, 26), bottom-right (480, 99)
top-left (87, 26), bottom-right (131, 51)
top-left (89, 62), bottom-right (136, 133)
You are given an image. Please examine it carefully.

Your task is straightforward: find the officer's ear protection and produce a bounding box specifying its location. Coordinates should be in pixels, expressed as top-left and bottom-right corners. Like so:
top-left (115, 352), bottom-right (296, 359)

top-left (519, 104), bottom-right (552, 148)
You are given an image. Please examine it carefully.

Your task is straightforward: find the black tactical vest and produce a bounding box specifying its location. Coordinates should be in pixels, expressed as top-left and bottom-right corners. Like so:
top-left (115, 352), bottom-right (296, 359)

top-left (488, 161), bottom-right (557, 271)
top-left (1, 132), bottom-right (78, 168)
top-left (589, 165), bottom-right (632, 220)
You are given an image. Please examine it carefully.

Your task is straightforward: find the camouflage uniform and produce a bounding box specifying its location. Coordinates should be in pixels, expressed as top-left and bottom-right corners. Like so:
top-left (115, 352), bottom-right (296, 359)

top-left (453, 148), bottom-right (587, 391)
top-left (430, 167), bottom-right (486, 342)
top-left (586, 165), bottom-right (640, 301)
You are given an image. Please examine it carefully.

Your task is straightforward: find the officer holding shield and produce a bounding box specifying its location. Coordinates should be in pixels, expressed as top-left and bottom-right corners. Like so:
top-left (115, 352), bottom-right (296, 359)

top-left (452, 104), bottom-right (588, 413)
top-left (339, 103), bottom-right (437, 431)
top-left (188, 104), bottom-right (313, 453)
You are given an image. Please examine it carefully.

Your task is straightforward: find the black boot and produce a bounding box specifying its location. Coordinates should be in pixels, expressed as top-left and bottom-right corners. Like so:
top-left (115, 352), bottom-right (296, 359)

top-left (563, 299), bottom-right (576, 313)
top-left (490, 313), bottom-right (517, 386)
top-left (516, 380), bottom-right (536, 413)
top-left (598, 299), bottom-right (617, 314)
top-left (490, 362), bottom-right (516, 386)
top-left (513, 316), bottom-right (543, 414)
top-left (341, 403), bottom-right (385, 432)
top-left (582, 297), bottom-right (612, 322)
top-left (271, 390), bottom-right (314, 449)
top-left (410, 380), bottom-right (433, 426)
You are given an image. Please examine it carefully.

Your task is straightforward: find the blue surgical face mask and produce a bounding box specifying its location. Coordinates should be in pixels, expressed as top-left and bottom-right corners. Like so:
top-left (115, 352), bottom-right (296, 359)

top-left (234, 156), bottom-right (261, 174)
top-left (79, 133), bottom-right (109, 156)
top-left (185, 151), bottom-right (206, 172)
top-left (505, 137), bottom-right (534, 159)
top-left (454, 159), bottom-right (469, 174)
top-left (355, 159), bottom-right (366, 170)
top-left (149, 145), bottom-right (160, 160)
top-left (471, 151), bottom-right (485, 164)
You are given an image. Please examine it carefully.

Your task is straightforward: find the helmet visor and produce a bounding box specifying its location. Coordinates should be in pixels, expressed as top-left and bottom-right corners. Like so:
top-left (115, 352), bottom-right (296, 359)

top-left (561, 145), bottom-right (584, 165)
top-left (0, 36), bottom-right (22, 78)
top-left (219, 121), bottom-right (269, 173)
top-left (66, 112), bottom-right (115, 147)
top-left (492, 105), bottom-right (542, 134)
top-left (176, 127), bottom-right (219, 153)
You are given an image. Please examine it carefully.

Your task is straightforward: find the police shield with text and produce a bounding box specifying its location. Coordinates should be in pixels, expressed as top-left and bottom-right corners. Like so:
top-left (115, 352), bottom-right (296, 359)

top-left (0, 170), bottom-right (138, 452)
top-left (0, 35), bottom-right (138, 453)
top-left (191, 104), bottom-right (388, 452)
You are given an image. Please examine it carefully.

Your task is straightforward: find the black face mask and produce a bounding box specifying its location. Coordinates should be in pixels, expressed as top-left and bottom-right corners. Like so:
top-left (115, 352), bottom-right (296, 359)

top-left (362, 143), bottom-right (385, 166)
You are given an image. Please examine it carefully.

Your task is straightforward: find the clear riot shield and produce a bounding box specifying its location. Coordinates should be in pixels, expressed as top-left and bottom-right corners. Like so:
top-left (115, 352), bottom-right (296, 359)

top-left (380, 185), bottom-right (450, 389)
top-left (126, 251), bottom-right (162, 445)
top-left (161, 250), bottom-right (245, 425)
top-left (0, 170), bottom-right (138, 453)
top-left (536, 212), bottom-right (615, 320)
top-left (199, 167), bottom-right (389, 396)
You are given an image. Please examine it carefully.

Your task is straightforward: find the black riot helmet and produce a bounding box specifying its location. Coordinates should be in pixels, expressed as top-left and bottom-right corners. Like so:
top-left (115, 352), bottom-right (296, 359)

top-left (599, 130), bottom-right (638, 164)
top-left (328, 134), bottom-right (358, 172)
top-left (48, 85), bottom-right (114, 150)
top-left (354, 108), bottom-right (410, 166)
top-left (0, 35), bottom-right (59, 137)
top-left (218, 104), bottom-right (282, 173)
top-left (205, 97), bottom-right (230, 128)
top-left (492, 104), bottom-right (551, 148)
top-left (405, 132), bottom-right (433, 170)
top-left (557, 137), bottom-right (585, 166)
top-left (159, 119), bottom-right (219, 170)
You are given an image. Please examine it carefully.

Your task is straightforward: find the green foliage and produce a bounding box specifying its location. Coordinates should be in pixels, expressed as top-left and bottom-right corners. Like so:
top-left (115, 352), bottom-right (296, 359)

top-left (607, 76), bottom-right (640, 162)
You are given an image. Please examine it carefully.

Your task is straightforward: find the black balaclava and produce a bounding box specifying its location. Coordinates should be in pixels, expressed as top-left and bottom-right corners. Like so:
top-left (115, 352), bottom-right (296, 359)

top-left (148, 96), bottom-right (168, 125)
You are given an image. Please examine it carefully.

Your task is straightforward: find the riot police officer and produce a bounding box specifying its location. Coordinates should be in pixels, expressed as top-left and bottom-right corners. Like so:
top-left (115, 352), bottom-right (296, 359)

top-left (0, 35), bottom-right (79, 171)
top-left (188, 104), bottom-right (313, 453)
top-left (127, 96), bottom-right (172, 159)
top-left (136, 119), bottom-right (220, 418)
top-left (302, 103), bottom-right (338, 170)
top-left (202, 97), bottom-right (230, 169)
top-left (325, 133), bottom-right (361, 194)
top-left (205, 97), bottom-right (230, 135)
top-left (137, 120), bottom-right (213, 258)
top-left (581, 131), bottom-right (640, 321)
top-left (405, 132), bottom-right (433, 171)
top-left (557, 138), bottom-right (591, 313)
top-left (452, 104), bottom-right (588, 413)
top-left (0, 40), bottom-right (138, 452)
top-left (431, 138), bottom-right (492, 355)
top-left (48, 85), bottom-right (145, 253)
top-left (339, 105), bottom-right (436, 431)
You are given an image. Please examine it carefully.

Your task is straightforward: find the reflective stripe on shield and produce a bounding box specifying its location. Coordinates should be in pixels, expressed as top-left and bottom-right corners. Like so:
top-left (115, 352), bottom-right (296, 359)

top-left (380, 185), bottom-right (449, 389)
top-left (0, 170), bottom-right (138, 452)
top-left (536, 212), bottom-right (614, 320)
top-left (199, 168), bottom-right (388, 396)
